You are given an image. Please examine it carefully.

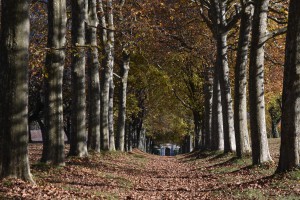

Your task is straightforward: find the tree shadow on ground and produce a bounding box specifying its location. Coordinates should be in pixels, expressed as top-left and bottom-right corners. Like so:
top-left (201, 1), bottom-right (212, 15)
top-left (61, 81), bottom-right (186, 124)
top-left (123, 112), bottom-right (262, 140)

top-left (205, 157), bottom-right (239, 168)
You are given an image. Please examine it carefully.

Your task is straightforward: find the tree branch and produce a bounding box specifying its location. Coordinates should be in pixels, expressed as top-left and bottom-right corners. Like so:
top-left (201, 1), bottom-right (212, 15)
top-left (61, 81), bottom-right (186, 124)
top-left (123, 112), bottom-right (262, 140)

top-left (225, 7), bottom-right (241, 32)
top-left (199, 8), bottom-right (214, 31)
top-left (268, 16), bottom-right (287, 25)
top-left (172, 89), bottom-right (192, 110)
top-left (261, 26), bottom-right (287, 45)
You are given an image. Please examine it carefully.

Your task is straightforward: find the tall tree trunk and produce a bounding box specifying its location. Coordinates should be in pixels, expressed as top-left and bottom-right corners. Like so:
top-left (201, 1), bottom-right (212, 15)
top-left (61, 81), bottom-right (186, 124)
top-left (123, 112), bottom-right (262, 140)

top-left (249, 0), bottom-right (272, 164)
top-left (136, 118), bottom-right (144, 150)
top-left (277, 0), bottom-right (300, 172)
top-left (116, 50), bottom-right (130, 151)
top-left (211, 70), bottom-right (224, 151)
top-left (212, 0), bottom-right (236, 153)
top-left (64, 115), bottom-right (71, 142)
top-left (99, 0), bottom-right (109, 150)
top-left (0, 0), bottom-right (33, 182)
top-left (87, 0), bottom-right (100, 153)
top-left (108, 74), bottom-right (116, 151)
top-left (217, 31), bottom-right (236, 152)
top-left (41, 0), bottom-right (67, 166)
top-left (193, 111), bottom-right (201, 150)
top-left (234, 0), bottom-right (252, 158)
top-left (69, 0), bottom-right (88, 157)
top-left (271, 121), bottom-right (279, 138)
top-left (138, 128), bottom-right (146, 151)
top-left (203, 70), bottom-right (213, 150)
top-left (100, 58), bottom-right (110, 150)
top-left (107, 0), bottom-right (115, 151)
top-left (128, 122), bottom-right (133, 152)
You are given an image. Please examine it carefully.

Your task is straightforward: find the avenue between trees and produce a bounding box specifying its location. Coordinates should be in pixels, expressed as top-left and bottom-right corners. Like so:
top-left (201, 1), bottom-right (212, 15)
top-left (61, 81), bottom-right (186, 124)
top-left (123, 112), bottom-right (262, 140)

top-left (0, 0), bottom-right (299, 198)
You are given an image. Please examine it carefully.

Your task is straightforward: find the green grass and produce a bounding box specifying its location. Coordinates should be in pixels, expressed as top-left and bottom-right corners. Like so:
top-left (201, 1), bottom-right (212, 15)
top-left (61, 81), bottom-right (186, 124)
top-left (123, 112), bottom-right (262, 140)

top-left (103, 173), bottom-right (133, 189)
top-left (93, 191), bottom-right (119, 200)
top-left (288, 170), bottom-right (300, 181)
top-left (231, 188), bottom-right (267, 200)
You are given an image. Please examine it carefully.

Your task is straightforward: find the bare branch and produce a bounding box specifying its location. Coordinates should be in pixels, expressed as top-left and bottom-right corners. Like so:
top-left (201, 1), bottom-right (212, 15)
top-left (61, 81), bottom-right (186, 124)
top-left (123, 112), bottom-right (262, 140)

top-left (261, 26), bottom-right (287, 45)
top-left (225, 7), bottom-right (241, 32)
top-left (172, 89), bottom-right (192, 110)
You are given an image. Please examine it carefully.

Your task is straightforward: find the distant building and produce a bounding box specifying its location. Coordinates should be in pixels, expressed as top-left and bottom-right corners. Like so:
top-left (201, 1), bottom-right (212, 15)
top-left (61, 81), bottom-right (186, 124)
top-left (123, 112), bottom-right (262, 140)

top-left (159, 143), bottom-right (180, 156)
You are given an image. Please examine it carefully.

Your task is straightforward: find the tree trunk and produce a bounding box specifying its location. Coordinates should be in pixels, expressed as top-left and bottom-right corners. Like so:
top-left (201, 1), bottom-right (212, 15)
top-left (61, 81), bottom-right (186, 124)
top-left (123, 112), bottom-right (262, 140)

top-left (277, 0), bottom-right (300, 172)
top-left (234, 0), bottom-right (252, 158)
top-left (193, 111), bottom-right (201, 150)
top-left (99, 0), bottom-right (109, 150)
top-left (249, 0), bottom-right (272, 164)
top-left (69, 0), bottom-right (88, 157)
top-left (107, 0), bottom-right (115, 151)
top-left (87, 0), bottom-right (100, 153)
top-left (217, 31), bottom-right (236, 153)
top-left (128, 122), bottom-right (133, 152)
top-left (203, 70), bottom-right (213, 150)
top-left (212, 0), bottom-right (235, 153)
top-left (124, 121), bottom-right (128, 151)
top-left (108, 73), bottom-right (116, 151)
top-left (41, 0), bottom-right (66, 166)
top-left (211, 70), bottom-right (224, 151)
top-left (0, 0), bottom-right (33, 182)
top-left (37, 118), bottom-right (46, 142)
top-left (100, 63), bottom-right (110, 150)
top-left (116, 50), bottom-right (130, 151)
top-left (136, 118), bottom-right (144, 150)
top-left (64, 115), bottom-right (71, 142)
top-left (271, 121), bottom-right (279, 138)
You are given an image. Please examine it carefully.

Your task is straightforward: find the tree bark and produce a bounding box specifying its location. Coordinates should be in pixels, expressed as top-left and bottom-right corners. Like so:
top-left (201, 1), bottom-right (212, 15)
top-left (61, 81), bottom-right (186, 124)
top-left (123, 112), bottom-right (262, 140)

top-left (193, 110), bottom-right (201, 150)
top-left (69, 0), bottom-right (88, 157)
top-left (277, 0), bottom-right (300, 172)
top-left (108, 73), bottom-right (116, 151)
top-left (211, 0), bottom-right (236, 152)
top-left (217, 32), bottom-right (236, 153)
top-left (249, 0), bottom-right (272, 164)
top-left (269, 106), bottom-right (281, 138)
top-left (99, 0), bottom-right (109, 150)
top-left (107, 0), bottom-right (115, 151)
top-left (87, 0), bottom-right (101, 153)
top-left (127, 122), bottom-right (133, 152)
top-left (116, 50), bottom-right (130, 151)
top-left (211, 69), bottom-right (224, 151)
top-left (271, 121), bottom-right (279, 138)
top-left (203, 69), bottom-right (213, 150)
top-left (234, 0), bottom-right (252, 158)
top-left (41, 0), bottom-right (66, 166)
top-left (0, 0), bottom-right (33, 182)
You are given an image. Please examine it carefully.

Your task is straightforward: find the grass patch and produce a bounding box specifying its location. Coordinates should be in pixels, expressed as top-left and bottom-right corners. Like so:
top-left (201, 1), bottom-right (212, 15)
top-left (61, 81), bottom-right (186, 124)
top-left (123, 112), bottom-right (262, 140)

top-left (231, 188), bottom-right (266, 199)
top-left (101, 150), bottom-right (127, 158)
top-left (31, 162), bottom-right (52, 171)
top-left (103, 173), bottom-right (133, 189)
top-left (132, 154), bottom-right (146, 159)
top-left (232, 157), bottom-right (252, 166)
top-left (288, 170), bottom-right (300, 181)
top-left (208, 166), bottom-right (239, 174)
top-left (93, 191), bottom-right (119, 200)
top-left (61, 185), bottom-right (77, 192)
top-left (2, 180), bottom-right (14, 187)
top-left (131, 154), bottom-right (147, 167)
top-left (198, 150), bottom-right (223, 158)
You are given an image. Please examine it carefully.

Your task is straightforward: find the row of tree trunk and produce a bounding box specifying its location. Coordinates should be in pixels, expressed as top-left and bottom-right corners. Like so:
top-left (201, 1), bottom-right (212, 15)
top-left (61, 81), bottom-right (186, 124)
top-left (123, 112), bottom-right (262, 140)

top-left (0, 0), bottom-right (131, 182)
top-left (199, 0), bottom-right (299, 172)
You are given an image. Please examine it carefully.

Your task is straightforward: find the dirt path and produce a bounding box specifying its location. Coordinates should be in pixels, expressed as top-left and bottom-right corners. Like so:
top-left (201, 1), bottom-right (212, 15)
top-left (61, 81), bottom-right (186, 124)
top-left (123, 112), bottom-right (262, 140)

top-left (122, 151), bottom-right (214, 199)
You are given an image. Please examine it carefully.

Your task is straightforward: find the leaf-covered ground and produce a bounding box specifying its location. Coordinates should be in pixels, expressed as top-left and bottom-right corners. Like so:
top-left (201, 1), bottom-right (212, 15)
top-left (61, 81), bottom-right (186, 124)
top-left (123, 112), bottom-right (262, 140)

top-left (0, 138), bottom-right (299, 199)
